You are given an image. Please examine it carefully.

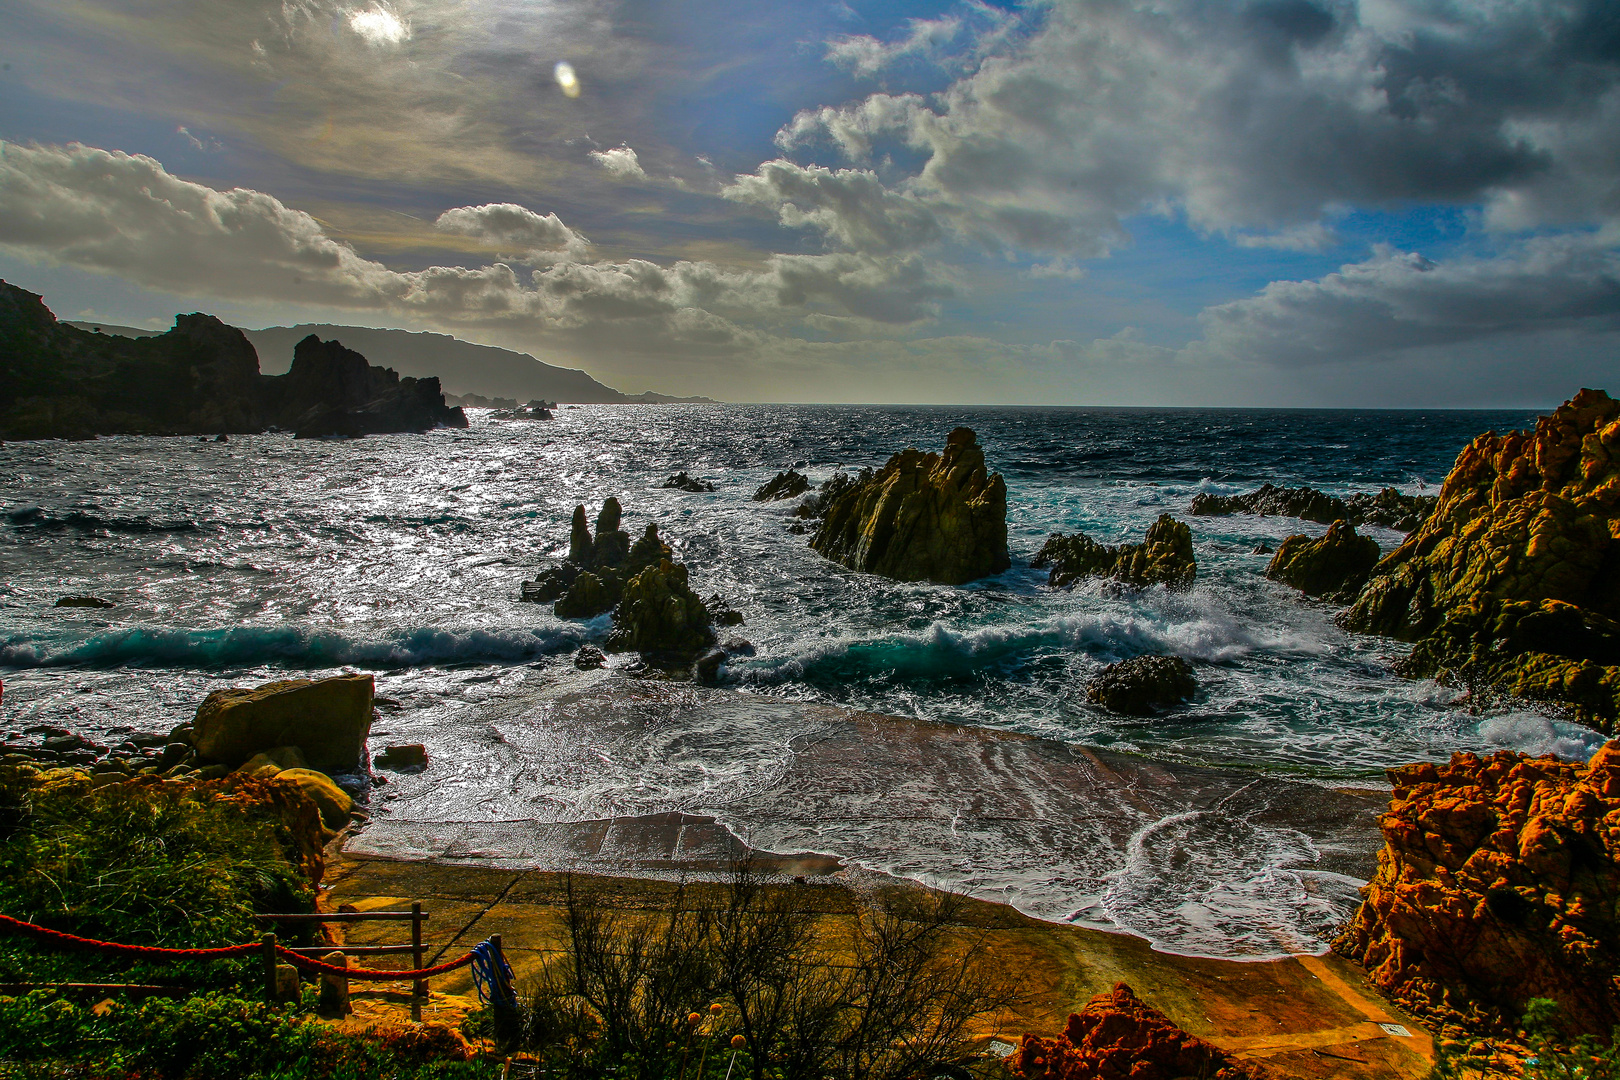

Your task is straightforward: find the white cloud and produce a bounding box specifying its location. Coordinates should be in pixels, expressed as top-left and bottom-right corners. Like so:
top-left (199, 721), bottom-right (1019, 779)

top-left (434, 203), bottom-right (589, 260)
top-left (588, 146), bottom-right (645, 179)
top-left (826, 16), bottom-right (963, 77)
top-left (722, 161), bottom-right (941, 253)
top-left (1192, 233), bottom-right (1620, 366)
top-left (346, 4), bottom-right (410, 47)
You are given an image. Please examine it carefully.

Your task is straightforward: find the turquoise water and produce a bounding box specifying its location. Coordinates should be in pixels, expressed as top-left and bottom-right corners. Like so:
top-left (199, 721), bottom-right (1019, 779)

top-left (1, 405), bottom-right (1606, 956)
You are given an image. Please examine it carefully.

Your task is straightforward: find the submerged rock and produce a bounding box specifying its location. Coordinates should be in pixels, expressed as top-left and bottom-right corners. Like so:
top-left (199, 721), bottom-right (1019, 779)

top-left (753, 469), bottom-right (811, 501)
top-left (605, 558), bottom-right (715, 660)
top-left (574, 644), bottom-right (606, 670)
top-left (1266, 519), bottom-right (1381, 600)
top-left (1335, 744), bottom-right (1620, 1038)
top-left (191, 674), bottom-right (374, 775)
top-left (1341, 388), bottom-right (1620, 730)
top-left (54, 595), bottom-right (114, 608)
top-left (1190, 482), bottom-right (1436, 533)
top-left (810, 427), bottom-right (1010, 585)
top-left (661, 471), bottom-right (715, 492)
top-left (1010, 983), bottom-right (1255, 1080)
top-left (1034, 515), bottom-right (1196, 590)
top-left (1085, 655), bottom-right (1197, 715)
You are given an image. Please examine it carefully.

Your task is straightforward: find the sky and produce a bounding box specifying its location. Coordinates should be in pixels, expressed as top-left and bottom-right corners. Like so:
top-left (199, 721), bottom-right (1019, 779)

top-left (0, 0), bottom-right (1617, 406)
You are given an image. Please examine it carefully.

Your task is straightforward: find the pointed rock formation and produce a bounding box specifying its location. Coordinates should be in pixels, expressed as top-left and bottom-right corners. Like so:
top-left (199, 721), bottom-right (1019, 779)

top-left (1009, 983), bottom-right (1255, 1080)
top-left (1034, 515), bottom-right (1196, 590)
top-left (1266, 519), bottom-right (1381, 600)
top-left (809, 427), bottom-right (1009, 585)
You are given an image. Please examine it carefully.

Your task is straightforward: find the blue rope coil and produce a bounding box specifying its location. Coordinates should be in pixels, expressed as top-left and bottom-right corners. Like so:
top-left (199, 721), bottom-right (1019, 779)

top-left (469, 938), bottom-right (517, 1008)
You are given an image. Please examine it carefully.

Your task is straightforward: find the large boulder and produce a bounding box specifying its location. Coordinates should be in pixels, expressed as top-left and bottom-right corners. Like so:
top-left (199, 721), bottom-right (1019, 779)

top-left (1335, 744), bottom-right (1620, 1038)
top-left (1341, 388), bottom-right (1620, 729)
top-left (809, 427), bottom-right (1009, 585)
top-left (270, 767), bottom-right (355, 831)
top-left (1266, 520), bottom-right (1381, 600)
top-left (1009, 983), bottom-right (1255, 1080)
top-left (1085, 655), bottom-right (1197, 715)
top-left (605, 559), bottom-right (715, 659)
top-left (1190, 483), bottom-right (1436, 533)
top-left (191, 674), bottom-right (374, 774)
top-left (1034, 515), bottom-right (1196, 590)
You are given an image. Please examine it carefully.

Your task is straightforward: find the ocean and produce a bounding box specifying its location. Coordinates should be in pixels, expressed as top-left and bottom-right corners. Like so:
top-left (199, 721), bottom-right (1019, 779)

top-left (1, 405), bottom-right (1605, 959)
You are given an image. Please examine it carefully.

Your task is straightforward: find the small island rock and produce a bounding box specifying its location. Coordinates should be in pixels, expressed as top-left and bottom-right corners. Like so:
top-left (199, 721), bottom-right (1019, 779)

top-left (1266, 520), bottom-right (1381, 600)
top-left (810, 427), bottom-right (1009, 585)
top-left (1085, 655), bottom-right (1197, 715)
top-left (754, 470), bottom-right (811, 501)
top-left (605, 558), bottom-right (715, 659)
top-left (1034, 515), bottom-right (1196, 590)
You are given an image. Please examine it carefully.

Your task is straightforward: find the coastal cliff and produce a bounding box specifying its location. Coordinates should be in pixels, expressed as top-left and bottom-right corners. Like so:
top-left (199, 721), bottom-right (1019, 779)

top-left (1336, 744), bottom-right (1620, 1038)
top-left (0, 281), bottom-right (465, 439)
top-left (809, 426), bottom-right (1010, 585)
top-left (1341, 388), bottom-right (1620, 729)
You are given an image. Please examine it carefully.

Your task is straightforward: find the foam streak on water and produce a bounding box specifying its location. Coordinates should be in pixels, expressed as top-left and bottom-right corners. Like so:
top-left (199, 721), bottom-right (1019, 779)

top-left (0, 405), bottom-right (1605, 958)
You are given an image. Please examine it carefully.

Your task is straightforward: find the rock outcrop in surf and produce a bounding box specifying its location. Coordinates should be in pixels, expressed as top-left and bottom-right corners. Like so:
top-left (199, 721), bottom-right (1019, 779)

top-left (1009, 983), bottom-right (1256, 1080)
top-left (810, 428), bottom-right (1009, 585)
top-left (1191, 483), bottom-right (1436, 533)
top-left (1085, 655), bottom-right (1197, 715)
top-left (523, 500), bottom-right (726, 665)
top-left (1335, 744), bottom-right (1620, 1039)
top-left (1034, 515), bottom-right (1196, 590)
top-left (1341, 388), bottom-right (1620, 729)
top-left (1266, 520), bottom-right (1381, 600)
top-left (0, 281), bottom-right (465, 440)
top-left (754, 470), bottom-right (811, 501)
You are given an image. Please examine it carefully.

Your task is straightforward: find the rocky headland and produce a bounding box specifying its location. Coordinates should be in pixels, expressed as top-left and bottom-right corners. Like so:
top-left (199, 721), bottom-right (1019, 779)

top-left (1033, 514), bottom-right (1197, 590)
top-left (1335, 743), bottom-right (1620, 1040)
top-left (0, 281), bottom-right (465, 440)
top-left (1191, 483), bottom-right (1436, 533)
top-left (809, 427), bottom-right (1009, 585)
top-left (1340, 388), bottom-right (1620, 729)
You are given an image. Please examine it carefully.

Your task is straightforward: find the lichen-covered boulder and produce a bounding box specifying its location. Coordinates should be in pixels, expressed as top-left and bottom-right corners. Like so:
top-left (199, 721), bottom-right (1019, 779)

top-left (1266, 520), bottom-right (1381, 600)
top-left (1010, 983), bottom-right (1255, 1080)
top-left (1085, 655), bottom-right (1197, 715)
top-left (192, 674), bottom-right (373, 774)
top-left (1334, 744), bottom-right (1620, 1038)
top-left (1341, 388), bottom-right (1620, 729)
top-left (605, 558), bottom-right (715, 659)
top-left (1034, 515), bottom-right (1196, 590)
top-left (810, 428), bottom-right (1009, 585)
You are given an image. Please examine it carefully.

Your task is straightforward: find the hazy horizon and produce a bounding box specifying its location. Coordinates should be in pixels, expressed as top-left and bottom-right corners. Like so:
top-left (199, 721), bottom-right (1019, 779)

top-left (3, 0), bottom-right (1618, 408)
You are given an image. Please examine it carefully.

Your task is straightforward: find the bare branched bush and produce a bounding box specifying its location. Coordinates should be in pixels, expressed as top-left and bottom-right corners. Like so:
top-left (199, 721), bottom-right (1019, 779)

top-left (520, 861), bottom-right (1015, 1080)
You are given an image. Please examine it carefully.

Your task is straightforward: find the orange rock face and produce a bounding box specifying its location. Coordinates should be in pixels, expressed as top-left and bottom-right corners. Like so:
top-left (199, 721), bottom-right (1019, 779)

top-left (1335, 742), bottom-right (1620, 1036)
top-left (1341, 388), bottom-right (1620, 729)
top-left (1009, 983), bottom-right (1255, 1080)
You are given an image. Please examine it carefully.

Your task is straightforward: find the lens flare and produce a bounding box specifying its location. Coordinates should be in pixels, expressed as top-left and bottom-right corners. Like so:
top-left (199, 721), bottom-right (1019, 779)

top-left (554, 61), bottom-right (581, 98)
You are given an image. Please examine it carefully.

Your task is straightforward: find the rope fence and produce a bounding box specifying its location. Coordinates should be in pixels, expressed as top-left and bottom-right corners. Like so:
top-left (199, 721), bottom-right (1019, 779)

top-left (0, 911), bottom-right (498, 990)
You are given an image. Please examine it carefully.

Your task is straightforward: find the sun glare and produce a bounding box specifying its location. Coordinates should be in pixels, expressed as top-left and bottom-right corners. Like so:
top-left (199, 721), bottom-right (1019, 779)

top-left (554, 60), bottom-right (581, 98)
top-left (348, 5), bottom-right (409, 46)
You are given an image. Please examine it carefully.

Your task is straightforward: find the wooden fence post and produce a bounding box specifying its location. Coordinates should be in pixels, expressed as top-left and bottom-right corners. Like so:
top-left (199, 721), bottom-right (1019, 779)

top-left (490, 933), bottom-right (520, 1050)
top-left (260, 932), bottom-right (278, 1005)
top-left (411, 901), bottom-right (424, 1023)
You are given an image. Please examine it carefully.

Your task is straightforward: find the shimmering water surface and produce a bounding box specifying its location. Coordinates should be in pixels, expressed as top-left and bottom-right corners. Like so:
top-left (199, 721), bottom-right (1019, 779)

top-left (1, 406), bottom-right (1605, 957)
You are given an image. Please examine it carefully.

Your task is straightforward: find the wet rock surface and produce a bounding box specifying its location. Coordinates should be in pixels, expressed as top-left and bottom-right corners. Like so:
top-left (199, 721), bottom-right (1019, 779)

top-left (605, 558), bottom-right (716, 660)
top-left (1266, 520), bottom-right (1381, 600)
top-left (1335, 743), bottom-right (1620, 1038)
top-left (660, 471), bottom-right (715, 492)
top-left (753, 469), bottom-right (811, 501)
top-left (191, 673), bottom-right (374, 774)
top-left (810, 427), bottom-right (1009, 585)
top-left (1191, 483), bottom-right (1436, 533)
top-left (1010, 983), bottom-right (1258, 1080)
top-left (1341, 388), bottom-right (1620, 729)
top-left (1085, 655), bottom-right (1197, 715)
top-left (1034, 515), bottom-right (1196, 590)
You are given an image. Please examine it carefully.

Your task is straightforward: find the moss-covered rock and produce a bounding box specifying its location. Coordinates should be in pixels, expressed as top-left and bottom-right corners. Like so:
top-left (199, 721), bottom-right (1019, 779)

top-left (1341, 388), bottom-right (1620, 729)
top-left (810, 427), bottom-right (1009, 585)
top-left (1034, 515), bottom-right (1196, 590)
top-left (1267, 520), bottom-right (1381, 600)
top-left (605, 559), bottom-right (715, 659)
top-left (1085, 655), bottom-right (1197, 715)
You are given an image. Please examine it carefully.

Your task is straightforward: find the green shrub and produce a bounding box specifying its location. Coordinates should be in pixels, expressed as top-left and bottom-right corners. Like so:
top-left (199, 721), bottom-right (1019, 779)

top-left (0, 766), bottom-right (312, 988)
top-left (1428, 998), bottom-right (1620, 1080)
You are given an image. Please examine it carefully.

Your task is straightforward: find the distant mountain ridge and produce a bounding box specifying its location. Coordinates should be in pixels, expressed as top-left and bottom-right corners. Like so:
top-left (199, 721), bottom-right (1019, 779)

top-left (236, 324), bottom-right (715, 405)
